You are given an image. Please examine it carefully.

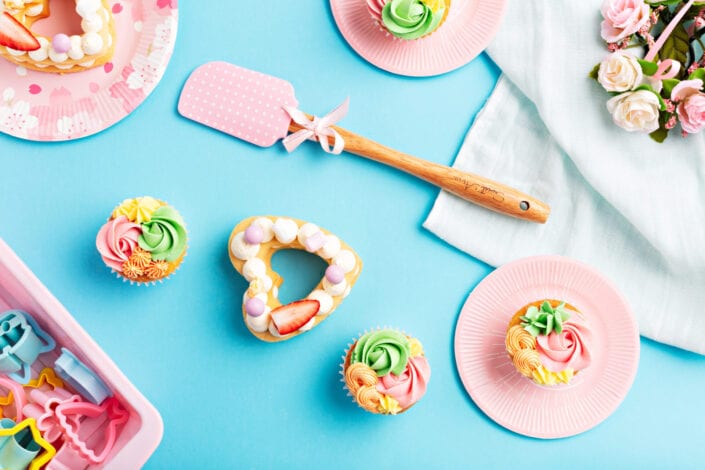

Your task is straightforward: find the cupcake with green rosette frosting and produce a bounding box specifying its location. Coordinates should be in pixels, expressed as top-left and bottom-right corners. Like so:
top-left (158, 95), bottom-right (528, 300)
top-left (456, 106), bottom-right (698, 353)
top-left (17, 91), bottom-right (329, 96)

top-left (367, 0), bottom-right (450, 40)
top-left (342, 328), bottom-right (431, 414)
top-left (96, 196), bottom-right (188, 284)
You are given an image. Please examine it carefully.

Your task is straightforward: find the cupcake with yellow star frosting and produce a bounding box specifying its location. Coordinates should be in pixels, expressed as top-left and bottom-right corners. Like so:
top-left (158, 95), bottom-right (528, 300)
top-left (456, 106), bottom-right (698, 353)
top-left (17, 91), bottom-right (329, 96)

top-left (505, 300), bottom-right (593, 386)
top-left (96, 196), bottom-right (188, 284)
top-left (342, 328), bottom-right (431, 415)
top-left (367, 0), bottom-right (450, 40)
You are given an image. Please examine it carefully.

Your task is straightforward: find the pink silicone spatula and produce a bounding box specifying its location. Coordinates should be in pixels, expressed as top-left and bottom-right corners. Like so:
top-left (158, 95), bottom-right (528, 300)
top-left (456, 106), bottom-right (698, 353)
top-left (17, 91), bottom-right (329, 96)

top-left (178, 62), bottom-right (550, 223)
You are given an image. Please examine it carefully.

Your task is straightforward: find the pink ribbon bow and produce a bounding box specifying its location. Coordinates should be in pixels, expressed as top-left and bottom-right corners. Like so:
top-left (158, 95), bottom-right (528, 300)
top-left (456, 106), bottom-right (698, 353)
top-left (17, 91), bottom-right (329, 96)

top-left (652, 59), bottom-right (681, 81)
top-left (282, 98), bottom-right (349, 155)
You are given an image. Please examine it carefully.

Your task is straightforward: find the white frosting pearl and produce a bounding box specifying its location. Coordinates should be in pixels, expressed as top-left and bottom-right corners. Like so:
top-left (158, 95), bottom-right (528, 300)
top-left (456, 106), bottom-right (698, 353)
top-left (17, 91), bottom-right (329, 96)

top-left (273, 218), bottom-right (298, 244)
top-left (297, 223), bottom-right (319, 246)
top-left (6, 48), bottom-right (26, 57)
top-left (28, 37), bottom-right (49, 61)
top-left (343, 285), bottom-right (351, 298)
top-left (323, 278), bottom-right (347, 296)
top-left (318, 235), bottom-right (341, 259)
top-left (252, 217), bottom-right (274, 242)
top-left (298, 316), bottom-right (316, 332)
top-left (76, 0), bottom-right (101, 17)
top-left (81, 14), bottom-right (103, 33)
top-left (242, 258), bottom-right (267, 282)
top-left (81, 33), bottom-right (103, 55)
top-left (26, 4), bottom-right (43, 16)
top-left (48, 48), bottom-right (68, 63)
top-left (333, 250), bottom-right (356, 273)
top-left (246, 306), bottom-right (271, 333)
top-left (272, 286), bottom-right (279, 298)
top-left (247, 275), bottom-right (272, 295)
top-left (230, 232), bottom-right (260, 260)
top-left (308, 290), bottom-right (334, 315)
top-left (268, 321), bottom-right (286, 338)
top-left (68, 36), bottom-right (84, 60)
top-left (79, 59), bottom-right (95, 67)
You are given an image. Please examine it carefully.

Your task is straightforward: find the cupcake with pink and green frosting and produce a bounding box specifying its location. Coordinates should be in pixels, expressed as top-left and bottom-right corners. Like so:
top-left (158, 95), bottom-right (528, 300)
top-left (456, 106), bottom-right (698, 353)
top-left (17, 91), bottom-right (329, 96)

top-left (342, 328), bottom-right (431, 414)
top-left (96, 196), bottom-right (188, 284)
top-left (367, 0), bottom-right (450, 40)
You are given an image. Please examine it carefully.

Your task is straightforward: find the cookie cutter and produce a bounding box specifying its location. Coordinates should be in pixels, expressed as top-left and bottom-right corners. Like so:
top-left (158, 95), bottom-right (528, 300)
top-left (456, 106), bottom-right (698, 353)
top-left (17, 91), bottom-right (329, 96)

top-left (23, 387), bottom-right (80, 443)
top-left (55, 396), bottom-right (129, 464)
top-left (25, 368), bottom-right (65, 391)
top-left (0, 377), bottom-right (26, 422)
top-left (0, 310), bottom-right (56, 384)
top-left (54, 348), bottom-right (112, 405)
top-left (0, 417), bottom-right (56, 470)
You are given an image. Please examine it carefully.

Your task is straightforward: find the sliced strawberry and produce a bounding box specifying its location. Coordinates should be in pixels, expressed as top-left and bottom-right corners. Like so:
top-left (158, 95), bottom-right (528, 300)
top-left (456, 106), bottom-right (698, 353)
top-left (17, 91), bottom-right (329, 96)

top-left (270, 300), bottom-right (320, 335)
top-left (0, 12), bottom-right (40, 51)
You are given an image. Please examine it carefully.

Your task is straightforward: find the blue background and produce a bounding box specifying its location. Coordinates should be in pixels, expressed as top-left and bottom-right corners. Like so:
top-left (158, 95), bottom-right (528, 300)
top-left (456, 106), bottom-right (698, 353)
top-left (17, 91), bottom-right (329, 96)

top-left (1, 1), bottom-right (704, 468)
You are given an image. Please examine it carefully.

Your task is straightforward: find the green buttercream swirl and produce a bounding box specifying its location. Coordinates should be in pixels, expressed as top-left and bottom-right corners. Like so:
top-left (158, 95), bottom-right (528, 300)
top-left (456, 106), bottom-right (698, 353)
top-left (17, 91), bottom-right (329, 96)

top-left (138, 206), bottom-right (187, 262)
top-left (351, 329), bottom-right (411, 377)
top-left (381, 0), bottom-right (444, 40)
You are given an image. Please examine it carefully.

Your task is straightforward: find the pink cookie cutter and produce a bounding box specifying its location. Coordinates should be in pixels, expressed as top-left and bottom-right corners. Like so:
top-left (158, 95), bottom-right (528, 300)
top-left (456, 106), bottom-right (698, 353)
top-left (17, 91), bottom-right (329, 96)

top-left (23, 387), bottom-right (81, 443)
top-left (0, 377), bottom-right (26, 422)
top-left (55, 396), bottom-right (129, 464)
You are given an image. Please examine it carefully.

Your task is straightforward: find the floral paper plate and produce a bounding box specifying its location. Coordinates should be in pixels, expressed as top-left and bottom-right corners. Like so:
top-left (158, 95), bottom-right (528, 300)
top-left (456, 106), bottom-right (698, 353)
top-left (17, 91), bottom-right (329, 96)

top-left (454, 255), bottom-right (640, 438)
top-left (0, 0), bottom-right (177, 141)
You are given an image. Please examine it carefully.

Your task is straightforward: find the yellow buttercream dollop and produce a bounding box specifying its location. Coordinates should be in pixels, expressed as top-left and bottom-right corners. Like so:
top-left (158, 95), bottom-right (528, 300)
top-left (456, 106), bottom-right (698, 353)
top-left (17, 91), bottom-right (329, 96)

top-left (408, 337), bottom-right (424, 357)
top-left (421, 0), bottom-right (446, 13)
top-left (531, 365), bottom-right (574, 386)
top-left (378, 394), bottom-right (403, 415)
top-left (112, 197), bottom-right (162, 224)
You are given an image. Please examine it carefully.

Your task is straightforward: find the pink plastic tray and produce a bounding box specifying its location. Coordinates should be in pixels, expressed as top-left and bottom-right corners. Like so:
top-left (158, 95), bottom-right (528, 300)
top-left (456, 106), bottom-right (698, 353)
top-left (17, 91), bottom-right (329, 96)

top-left (0, 238), bottom-right (162, 468)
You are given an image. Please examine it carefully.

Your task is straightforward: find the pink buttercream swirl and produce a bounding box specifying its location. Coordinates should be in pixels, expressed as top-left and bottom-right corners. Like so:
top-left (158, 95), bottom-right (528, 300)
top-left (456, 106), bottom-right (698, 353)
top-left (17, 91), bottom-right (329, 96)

top-left (96, 216), bottom-right (142, 272)
top-left (535, 312), bottom-right (593, 373)
top-left (375, 355), bottom-right (430, 409)
top-left (367, 0), bottom-right (388, 22)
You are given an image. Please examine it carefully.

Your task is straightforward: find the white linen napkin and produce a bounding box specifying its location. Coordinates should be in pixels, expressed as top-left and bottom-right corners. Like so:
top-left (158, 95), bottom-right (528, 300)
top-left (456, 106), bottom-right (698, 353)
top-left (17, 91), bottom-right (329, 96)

top-left (424, 0), bottom-right (705, 355)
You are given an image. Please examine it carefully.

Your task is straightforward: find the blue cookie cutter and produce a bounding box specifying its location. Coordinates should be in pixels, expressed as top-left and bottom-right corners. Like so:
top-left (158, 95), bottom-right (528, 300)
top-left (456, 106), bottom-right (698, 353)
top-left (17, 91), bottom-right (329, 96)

top-left (54, 348), bottom-right (112, 405)
top-left (0, 310), bottom-right (55, 384)
top-left (0, 418), bottom-right (40, 470)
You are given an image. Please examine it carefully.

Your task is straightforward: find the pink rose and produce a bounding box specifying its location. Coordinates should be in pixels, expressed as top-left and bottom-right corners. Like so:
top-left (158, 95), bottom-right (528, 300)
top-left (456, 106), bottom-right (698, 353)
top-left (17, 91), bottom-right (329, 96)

top-left (601, 0), bottom-right (650, 43)
top-left (96, 216), bottom-right (142, 272)
top-left (535, 313), bottom-right (592, 373)
top-left (376, 355), bottom-right (430, 409)
top-left (672, 79), bottom-right (705, 134)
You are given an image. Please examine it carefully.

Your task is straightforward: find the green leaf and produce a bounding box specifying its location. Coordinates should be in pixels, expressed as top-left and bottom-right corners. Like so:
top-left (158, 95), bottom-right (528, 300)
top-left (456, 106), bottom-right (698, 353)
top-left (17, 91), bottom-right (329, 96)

top-left (541, 301), bottom-right (553, 314)
top-left (658, 23), bottom-right (690, 78)
top-left (689, 68), bottom-right (705, 81)
top-left (589, 63), bottom-right (600, 81)
top-left (637, 59), bottom-right (659, 76)
top-left (526, 306), bottom-right (539, 318)
top-left (663, 78), bottom-right (679, 97)
top-left (554, 322), bottom-right (563, 334)
top-left (524, 325), bottom-right (540, 337)
top-left (545, 315), bottom-right (554, 336)
top-left (649, 127), bottom-right (669, 143)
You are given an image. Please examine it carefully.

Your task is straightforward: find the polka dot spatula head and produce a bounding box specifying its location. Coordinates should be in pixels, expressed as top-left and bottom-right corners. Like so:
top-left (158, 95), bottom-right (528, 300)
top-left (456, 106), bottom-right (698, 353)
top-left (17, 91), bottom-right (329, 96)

top-left (178, 61), bottom-right (551, 223)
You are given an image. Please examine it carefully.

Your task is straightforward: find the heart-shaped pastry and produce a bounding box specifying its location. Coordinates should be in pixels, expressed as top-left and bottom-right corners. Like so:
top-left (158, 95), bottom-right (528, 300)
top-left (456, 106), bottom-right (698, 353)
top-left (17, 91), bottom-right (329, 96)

top-left (229, 216), bottom-right (363, 342)
top-left (0, 0), bottom-right (116, 73)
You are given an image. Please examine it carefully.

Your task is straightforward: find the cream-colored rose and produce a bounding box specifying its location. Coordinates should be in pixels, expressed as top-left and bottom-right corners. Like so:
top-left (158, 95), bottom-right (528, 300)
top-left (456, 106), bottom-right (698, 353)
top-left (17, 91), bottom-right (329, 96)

top-left (606, 90), bottom-right (661, 133)
top-left (598, 52), bottom-right (643, 92)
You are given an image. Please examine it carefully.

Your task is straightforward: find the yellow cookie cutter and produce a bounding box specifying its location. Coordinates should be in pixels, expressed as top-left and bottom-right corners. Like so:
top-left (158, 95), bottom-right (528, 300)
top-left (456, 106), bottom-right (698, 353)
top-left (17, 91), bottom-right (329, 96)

top-left (0, 418), bottom-right (56, 470)
top-left (25, 368), bottom-right (65, 390)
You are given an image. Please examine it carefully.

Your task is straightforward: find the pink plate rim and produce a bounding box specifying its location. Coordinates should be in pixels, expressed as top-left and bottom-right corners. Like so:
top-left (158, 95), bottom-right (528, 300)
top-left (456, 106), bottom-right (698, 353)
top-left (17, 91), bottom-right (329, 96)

top-left (0, 1), bottom-right (178, 142)
top-left (329, 0), bottom-right (507, 77)
top-left (454, 255), bottom-right (640, 439)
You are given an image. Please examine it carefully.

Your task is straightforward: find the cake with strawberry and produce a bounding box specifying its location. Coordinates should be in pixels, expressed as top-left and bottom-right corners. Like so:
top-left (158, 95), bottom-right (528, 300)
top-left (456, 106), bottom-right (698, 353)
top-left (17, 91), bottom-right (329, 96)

top-left (96, 197), bottom-right (187, 284)
top-left (228, 216), bottom-right (363, 342)
top-left (342, 328), bottom-right (431, 414)
top-left (505, 300), bottom-right (593, 386)
top-left (0, 0), bottom-right (116, 73)
top-left (366, 0), bottom-right (450, 40)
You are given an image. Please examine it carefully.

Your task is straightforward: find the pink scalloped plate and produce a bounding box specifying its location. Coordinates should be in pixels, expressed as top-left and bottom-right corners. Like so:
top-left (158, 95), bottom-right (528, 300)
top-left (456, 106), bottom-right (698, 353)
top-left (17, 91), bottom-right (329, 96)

top-left (455, 255), bottom-right (640, 439)
top-left (329, 0), bottom-right (506, 77)
top-left (0, 0), bottom-right (178, 141)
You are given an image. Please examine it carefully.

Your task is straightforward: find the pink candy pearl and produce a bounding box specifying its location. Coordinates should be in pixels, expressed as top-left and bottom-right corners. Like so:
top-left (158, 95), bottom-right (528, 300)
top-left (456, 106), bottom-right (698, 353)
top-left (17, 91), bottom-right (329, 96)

top-left (244, 225), bottom-right (263, 244)
top-left (245, 298), bottom-right (265, 317)
top-left (52, 34), bottom-right (71, 54)
top-left (325, 265), bottom-right (345, 285)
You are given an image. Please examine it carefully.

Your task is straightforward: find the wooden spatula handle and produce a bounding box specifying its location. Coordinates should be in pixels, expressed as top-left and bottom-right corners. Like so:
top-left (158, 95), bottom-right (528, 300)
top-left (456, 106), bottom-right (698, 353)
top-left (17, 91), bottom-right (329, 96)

top-left (289, 122), bottom-right (550, 223)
